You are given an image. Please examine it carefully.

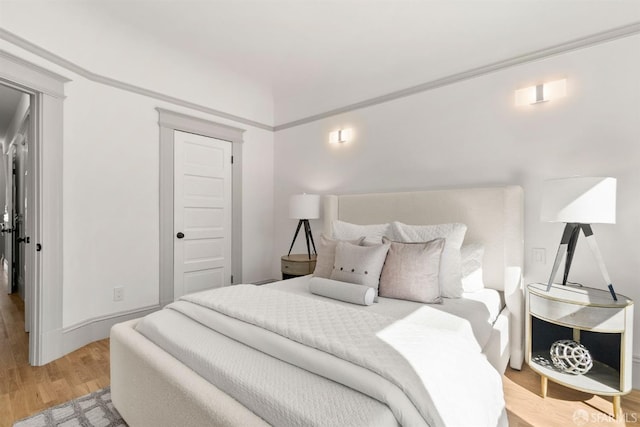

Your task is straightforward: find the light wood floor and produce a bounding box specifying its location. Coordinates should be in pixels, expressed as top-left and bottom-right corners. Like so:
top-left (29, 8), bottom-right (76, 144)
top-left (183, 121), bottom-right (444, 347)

top-left (1, 277), bottom-right (640, 427)
top-left (504, 364), bottom-right (640, 426)
top-left (0, 270), bottom-right (109, 427)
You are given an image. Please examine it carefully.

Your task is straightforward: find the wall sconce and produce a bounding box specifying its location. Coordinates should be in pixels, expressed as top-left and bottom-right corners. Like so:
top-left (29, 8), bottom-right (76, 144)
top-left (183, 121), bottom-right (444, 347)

top-left (515, 78), bottom-right (567, 106)
top-left (329, 128), bottom-right (352, 144)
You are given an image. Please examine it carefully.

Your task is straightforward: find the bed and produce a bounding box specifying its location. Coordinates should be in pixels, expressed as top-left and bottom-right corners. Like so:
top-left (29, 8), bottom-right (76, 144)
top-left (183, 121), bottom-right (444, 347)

top-left (110, 185), bottom-right (524, 426)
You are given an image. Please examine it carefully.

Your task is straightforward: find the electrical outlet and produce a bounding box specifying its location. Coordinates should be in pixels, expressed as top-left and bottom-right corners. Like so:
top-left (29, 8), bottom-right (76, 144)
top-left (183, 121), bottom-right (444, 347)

top-left (532, 248), bottom-right (546, 265)
top-left (113, 287), bottom-right (124, 302)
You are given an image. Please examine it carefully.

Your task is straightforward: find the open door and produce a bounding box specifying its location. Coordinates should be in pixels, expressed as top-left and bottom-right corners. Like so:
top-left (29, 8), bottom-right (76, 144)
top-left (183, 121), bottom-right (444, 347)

top-left (3, 147), bottom-right (14, 294)
top-left (0, 150), bottom-right (8, 294)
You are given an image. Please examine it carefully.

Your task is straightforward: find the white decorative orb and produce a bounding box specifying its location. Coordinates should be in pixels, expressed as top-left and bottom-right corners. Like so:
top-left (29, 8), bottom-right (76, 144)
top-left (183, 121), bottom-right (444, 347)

top-left (550, 340), bottom-right (593, 375)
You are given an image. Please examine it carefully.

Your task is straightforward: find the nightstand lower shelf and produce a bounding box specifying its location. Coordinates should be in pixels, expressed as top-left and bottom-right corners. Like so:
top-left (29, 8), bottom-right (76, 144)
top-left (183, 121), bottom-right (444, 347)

top-left (530, 352), bottom-right (625, 418)
top-left (530, 351), bottom-right (622, 395)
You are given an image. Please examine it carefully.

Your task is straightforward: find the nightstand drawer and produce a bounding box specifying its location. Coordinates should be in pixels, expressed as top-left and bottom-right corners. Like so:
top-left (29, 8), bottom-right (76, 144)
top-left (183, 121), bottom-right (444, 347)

top-left (529, 293), bottom-right (625, 332)
top-left (281, 258), bottom-right (316, 275)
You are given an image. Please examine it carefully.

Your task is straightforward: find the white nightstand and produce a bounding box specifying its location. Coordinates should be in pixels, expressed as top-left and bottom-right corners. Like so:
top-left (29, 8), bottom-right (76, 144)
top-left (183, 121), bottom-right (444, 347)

top-left (526, 283), bottom-right (633, 419)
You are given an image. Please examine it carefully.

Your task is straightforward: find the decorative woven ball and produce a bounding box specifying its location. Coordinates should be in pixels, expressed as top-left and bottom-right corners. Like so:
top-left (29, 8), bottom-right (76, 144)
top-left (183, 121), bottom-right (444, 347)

top-left (550, 340), bottom-right (593, 375)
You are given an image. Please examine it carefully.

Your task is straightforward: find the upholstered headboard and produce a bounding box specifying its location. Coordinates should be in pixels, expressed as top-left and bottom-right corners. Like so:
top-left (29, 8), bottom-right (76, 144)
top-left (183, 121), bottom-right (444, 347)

top-left (322, 186), bottom-right (525, 369)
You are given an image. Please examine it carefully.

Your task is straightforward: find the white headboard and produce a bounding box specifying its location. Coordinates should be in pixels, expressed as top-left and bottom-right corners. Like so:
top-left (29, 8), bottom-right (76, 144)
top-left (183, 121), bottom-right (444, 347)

top-left (322, 186), bottom-right (525, 368)
top-left (323, 186), bottom-right (523, 293)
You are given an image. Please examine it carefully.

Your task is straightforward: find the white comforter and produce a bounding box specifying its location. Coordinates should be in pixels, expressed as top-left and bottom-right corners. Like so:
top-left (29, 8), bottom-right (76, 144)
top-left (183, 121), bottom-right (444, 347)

top-left (153, 284), bottom-right (506, 427)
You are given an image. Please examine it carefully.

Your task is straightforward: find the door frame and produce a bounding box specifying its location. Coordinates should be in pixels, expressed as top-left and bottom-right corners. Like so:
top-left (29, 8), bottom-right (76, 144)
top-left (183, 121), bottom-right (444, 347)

top-left (157, 108), bottom-right (244, 305)
top-left (0, 50), bottom-right (67, 365)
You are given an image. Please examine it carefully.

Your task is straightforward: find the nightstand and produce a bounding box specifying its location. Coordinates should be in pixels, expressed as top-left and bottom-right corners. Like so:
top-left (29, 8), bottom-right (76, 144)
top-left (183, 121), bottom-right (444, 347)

top-left (526, 283), bottom-right (633, 419)
top-left (281, 254), bottom-right (317, 280)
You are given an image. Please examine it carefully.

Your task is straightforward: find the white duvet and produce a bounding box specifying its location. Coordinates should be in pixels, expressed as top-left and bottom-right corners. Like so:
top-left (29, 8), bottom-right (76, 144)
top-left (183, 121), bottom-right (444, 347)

top-left (143, 284), bottom-right (507, 427)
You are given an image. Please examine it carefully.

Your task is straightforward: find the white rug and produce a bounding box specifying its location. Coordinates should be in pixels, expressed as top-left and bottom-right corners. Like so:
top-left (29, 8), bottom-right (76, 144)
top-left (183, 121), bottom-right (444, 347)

top-left (13, 387), bottom-right (127, 427)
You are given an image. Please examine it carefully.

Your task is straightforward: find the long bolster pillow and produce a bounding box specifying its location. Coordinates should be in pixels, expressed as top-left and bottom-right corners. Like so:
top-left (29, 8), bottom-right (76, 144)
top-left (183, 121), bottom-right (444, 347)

top-left (309, 277), bottom-right (375, 306)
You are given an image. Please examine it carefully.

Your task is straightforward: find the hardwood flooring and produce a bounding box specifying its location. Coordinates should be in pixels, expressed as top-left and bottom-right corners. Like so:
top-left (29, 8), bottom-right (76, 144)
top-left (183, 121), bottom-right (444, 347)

top-left (1, 273), bottom-right (640, 426)
top-left (504, 364), bottom-right (640, 426)
top-left (0, 270), bottom-right (109, 427)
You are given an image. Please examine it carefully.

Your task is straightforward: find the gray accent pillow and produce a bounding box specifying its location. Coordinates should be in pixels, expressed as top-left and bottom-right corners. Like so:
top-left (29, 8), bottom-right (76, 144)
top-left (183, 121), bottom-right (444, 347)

top-left (313, 235), bottom-right (364, 278)
top-left (309, 277), bottom-right (375, 306)
top-left (390, 221), bottom-right (467, 298)
top-left (330, 241), bottom-right (390, 299)
top-left (379, 238), bottom-right (445, 304)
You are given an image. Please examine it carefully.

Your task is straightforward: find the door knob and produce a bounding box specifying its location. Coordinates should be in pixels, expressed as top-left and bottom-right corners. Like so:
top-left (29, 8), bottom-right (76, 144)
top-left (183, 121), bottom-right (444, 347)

top-left (176, 232), bottom-right (185, 239)
top-left (17, 236), bottom-right (30, 244)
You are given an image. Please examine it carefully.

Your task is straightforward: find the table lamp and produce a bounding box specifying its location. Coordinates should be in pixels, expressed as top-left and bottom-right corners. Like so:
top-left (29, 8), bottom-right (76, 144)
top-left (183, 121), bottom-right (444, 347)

top-left (541, 177), bottom-right (617, 300)
top-left (287, 194), bottom-right (320, 259)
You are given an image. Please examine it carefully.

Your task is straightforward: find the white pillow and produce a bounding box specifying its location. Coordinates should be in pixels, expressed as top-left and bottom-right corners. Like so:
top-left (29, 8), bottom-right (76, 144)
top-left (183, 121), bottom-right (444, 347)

top-left (309, 277), bottom-right (376, 306)
top-left (461, 243), bottom-right (485, 293)
top-left (390, 221), bottom-right (467, 298)
top-left (331, 241), bottom-right (390, 300)
top-left (332, 220), bottom-right (390, 244)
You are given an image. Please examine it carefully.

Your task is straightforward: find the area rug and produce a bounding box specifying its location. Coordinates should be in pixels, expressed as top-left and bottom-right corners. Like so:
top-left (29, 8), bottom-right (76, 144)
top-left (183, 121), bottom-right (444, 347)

top-left (13, 387), bottom-right (128, 427)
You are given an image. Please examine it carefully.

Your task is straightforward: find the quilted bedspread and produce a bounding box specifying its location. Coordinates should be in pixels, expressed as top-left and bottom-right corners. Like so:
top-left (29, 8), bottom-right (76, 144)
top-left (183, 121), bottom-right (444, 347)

top-left (166, 285), bottom-right (506, 427)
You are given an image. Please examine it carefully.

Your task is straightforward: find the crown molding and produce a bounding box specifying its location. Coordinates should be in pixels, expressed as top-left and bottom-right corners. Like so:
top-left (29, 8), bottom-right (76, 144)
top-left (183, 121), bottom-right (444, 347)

top-left (0, 28), bottom-right (274, 131)
top-left (273, 21), bottom-right (640, 131)
top-left (2, 21), bottom-right (639, 133)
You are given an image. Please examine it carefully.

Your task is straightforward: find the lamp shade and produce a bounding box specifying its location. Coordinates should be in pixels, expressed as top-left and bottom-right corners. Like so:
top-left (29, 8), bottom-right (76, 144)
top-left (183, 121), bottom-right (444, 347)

top-left (289, 194), bottom-right (320, 219)
top-left (541, 177), bottom-right (616, 224)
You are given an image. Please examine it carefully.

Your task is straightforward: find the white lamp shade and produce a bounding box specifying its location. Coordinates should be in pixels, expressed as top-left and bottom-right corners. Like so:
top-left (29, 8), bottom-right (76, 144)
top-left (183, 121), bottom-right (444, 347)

top-left (541, 177), bottom-right (616, 224)
top-left (289, 194), bottom-right (320, 219)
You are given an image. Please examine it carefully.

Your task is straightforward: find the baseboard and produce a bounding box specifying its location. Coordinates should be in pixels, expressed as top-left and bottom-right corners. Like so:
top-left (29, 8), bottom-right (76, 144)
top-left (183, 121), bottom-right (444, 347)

top-left (62, 304), bottom-right (161, 356)
top-left (252, 279), bottom-right (278, 285)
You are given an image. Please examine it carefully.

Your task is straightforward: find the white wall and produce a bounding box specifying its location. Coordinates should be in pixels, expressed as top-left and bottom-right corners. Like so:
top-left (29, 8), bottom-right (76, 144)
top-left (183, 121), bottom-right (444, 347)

top-left (60, 78), bottom-right (274, 325)
top-left (0, 2), bottom-right (273, 126)
top-left (0, 25), bottom-right (275, 327)
top-left (274, 35), bottom-right (640, 353)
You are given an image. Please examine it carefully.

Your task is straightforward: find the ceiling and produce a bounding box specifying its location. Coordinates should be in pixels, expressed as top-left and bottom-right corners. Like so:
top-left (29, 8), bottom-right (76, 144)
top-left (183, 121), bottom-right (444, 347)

top-left (18, 1), bottom-right (640, 125)
top-left (85, 0), bottom-right (640, 125)
top-left (0, 84), bottom-right (25, 142)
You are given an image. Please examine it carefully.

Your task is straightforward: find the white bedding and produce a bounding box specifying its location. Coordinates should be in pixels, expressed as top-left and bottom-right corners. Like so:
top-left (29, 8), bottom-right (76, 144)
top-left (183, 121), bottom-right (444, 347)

top-left (135, 307), bottom-right (398, 426)
top-left (269, 275), bottom-right (504, 349)
top-left (136, 281), bottom-right (507, 427)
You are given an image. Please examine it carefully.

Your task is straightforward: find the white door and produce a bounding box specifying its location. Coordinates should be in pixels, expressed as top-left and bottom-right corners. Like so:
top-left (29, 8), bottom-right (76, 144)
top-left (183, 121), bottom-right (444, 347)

top-left (4, 149), bottom-right (14, 294)
top-left (174, 130), bottom-right (232, 299)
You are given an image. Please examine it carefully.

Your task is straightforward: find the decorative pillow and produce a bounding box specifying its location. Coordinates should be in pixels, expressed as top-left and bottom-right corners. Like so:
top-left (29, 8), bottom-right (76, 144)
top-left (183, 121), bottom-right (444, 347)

top-left (332, 220), bottom-right (390, 244)
top-left (330, 241), bottom-right (390, 300)
top-left (309, 277), bottom-right (375, 306)
top-left (378, 238), bottom-right (445, 304)
top-left (313, 234), bottom-right (364, 278)
top-left (461, 243), bottom-right (485, 293)
top-left (390, 221), bottom-right (467, 298)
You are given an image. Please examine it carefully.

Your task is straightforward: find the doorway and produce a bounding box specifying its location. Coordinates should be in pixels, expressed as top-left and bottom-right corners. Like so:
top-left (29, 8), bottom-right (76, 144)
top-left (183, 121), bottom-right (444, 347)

top-left (157, 108), bottom-right (244, 306)
top-left (0, 83), bottom-right (31, 335)
top-left (1, 49), bottom-right (66, 366)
